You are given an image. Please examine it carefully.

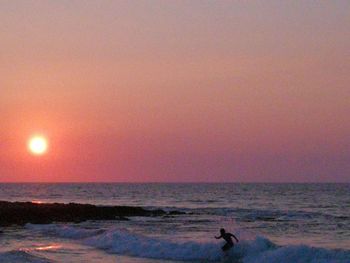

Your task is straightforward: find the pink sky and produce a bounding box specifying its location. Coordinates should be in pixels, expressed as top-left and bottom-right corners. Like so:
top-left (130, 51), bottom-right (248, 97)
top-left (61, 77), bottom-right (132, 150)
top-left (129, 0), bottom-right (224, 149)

top-left (1, 1), bottom-right (349, 182)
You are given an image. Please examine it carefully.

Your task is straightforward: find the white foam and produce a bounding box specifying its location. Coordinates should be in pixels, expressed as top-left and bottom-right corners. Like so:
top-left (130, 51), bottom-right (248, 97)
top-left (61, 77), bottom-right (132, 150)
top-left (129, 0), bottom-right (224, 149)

top-left (85, 230), bottom-right (222, 261)
top-left (27, 224), bottom-right (350, 262)
top-left (26, 223), bottom-right (105, 239)
top-left (85, 232), bottom-right (350, 262)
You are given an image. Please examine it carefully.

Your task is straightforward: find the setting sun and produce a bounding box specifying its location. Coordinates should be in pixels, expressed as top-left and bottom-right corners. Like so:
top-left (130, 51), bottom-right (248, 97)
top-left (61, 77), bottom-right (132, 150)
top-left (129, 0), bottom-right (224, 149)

top-left (28, 136), bottom-right (48, 155)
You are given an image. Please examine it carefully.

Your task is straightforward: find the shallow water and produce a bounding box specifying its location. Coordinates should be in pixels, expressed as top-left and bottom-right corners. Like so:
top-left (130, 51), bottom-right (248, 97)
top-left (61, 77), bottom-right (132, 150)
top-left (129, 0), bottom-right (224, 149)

top-left (0, 183), bottom-right (349, 262)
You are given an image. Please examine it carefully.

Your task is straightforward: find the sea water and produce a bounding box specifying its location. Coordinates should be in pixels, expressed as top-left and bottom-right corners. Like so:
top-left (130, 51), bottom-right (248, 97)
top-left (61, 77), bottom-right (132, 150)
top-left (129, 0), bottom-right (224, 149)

top-left (0, 183), bottom-right (349, 262)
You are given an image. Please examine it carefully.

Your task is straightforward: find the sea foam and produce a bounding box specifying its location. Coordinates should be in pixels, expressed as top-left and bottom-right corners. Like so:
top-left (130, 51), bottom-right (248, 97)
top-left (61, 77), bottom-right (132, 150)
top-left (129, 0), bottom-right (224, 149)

top-left (26, 224), bottom-right (350, 263)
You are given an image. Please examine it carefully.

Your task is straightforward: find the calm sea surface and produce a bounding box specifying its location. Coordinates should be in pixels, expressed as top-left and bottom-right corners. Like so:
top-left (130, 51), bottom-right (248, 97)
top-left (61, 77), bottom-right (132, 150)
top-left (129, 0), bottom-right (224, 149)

top-left (0, 183), bottom-right (349, 262)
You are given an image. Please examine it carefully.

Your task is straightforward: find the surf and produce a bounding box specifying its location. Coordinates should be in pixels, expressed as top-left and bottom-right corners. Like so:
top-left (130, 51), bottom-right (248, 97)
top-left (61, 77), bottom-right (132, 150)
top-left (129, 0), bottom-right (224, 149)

top-left (26, 224), bottom-right (350, 262)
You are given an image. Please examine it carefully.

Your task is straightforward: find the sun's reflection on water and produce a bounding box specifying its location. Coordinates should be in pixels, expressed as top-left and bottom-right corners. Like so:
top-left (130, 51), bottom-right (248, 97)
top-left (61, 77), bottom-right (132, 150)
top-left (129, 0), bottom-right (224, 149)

top-left (34, 244), bottom-right (62, 251)
top-left (31, 200), bottom-right (44, 204)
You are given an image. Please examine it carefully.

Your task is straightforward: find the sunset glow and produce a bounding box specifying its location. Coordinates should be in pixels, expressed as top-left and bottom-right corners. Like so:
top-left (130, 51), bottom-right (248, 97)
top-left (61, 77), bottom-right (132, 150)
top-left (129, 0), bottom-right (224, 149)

top-left (0, 2), bottom-right (348, 262)
top-left (28, 136), bottom-right (48, 155)
top-left (1, 1), bottom-right (349, 182)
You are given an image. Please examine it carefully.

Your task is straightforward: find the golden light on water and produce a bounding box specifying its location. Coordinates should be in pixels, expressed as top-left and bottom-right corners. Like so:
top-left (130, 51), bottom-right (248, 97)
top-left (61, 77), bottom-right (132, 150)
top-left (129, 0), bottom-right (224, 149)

top-left (31, 200), bottom-right (44, 204)
top-left (35, 245), bottom-right (62, 251)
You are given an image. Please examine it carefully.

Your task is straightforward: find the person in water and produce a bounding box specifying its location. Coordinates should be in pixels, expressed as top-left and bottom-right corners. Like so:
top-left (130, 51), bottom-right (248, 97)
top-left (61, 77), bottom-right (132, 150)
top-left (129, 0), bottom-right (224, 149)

top-left (215, 228), bottom-right (239, 251)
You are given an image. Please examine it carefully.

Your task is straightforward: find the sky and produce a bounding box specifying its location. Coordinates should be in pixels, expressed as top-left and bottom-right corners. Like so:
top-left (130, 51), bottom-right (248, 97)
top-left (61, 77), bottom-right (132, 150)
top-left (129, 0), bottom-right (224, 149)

top-left (1, 1), bottom-right (349, 182)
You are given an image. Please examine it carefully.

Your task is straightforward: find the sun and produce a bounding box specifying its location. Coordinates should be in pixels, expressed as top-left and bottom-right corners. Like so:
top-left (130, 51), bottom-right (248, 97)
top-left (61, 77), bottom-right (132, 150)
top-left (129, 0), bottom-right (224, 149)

top-left (28, 136), bottom-right (48, 155)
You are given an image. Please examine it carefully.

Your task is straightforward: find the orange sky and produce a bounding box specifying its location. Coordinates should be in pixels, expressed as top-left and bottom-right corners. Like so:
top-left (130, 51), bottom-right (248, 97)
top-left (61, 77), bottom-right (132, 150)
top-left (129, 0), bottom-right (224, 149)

top-left (1, 1), bottom-right (349, 182)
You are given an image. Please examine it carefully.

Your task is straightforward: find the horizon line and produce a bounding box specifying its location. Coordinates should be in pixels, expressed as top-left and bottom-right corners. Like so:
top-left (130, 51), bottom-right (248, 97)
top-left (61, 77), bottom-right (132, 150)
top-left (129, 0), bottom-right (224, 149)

top-left (0, 181), bottom-right (348, 184)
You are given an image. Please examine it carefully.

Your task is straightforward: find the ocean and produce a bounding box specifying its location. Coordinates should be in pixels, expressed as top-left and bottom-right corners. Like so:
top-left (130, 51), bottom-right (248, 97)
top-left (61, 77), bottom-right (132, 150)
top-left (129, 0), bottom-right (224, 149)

top-left (0, 183), bottom-right (349, 263)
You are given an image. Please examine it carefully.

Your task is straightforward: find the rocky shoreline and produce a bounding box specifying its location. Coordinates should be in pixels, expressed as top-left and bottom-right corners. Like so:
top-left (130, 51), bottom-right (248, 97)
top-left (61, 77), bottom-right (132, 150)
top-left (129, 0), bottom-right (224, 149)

top-left (0, 201), bottom-right (178, 226)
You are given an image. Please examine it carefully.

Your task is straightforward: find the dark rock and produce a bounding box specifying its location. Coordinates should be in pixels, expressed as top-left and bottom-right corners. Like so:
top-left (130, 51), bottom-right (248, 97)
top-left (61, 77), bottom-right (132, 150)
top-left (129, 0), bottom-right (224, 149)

top-left (116, 216), bottom-right (129, 221)
top-left (168, 210), bottom-right (186, 215)
top-left (0, 201), bottom-right (165, 227)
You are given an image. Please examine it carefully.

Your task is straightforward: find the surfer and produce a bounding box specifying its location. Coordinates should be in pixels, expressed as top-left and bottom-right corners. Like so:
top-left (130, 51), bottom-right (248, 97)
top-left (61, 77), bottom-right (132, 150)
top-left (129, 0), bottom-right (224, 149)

top-left (215, 228), bottom-right (239, 251)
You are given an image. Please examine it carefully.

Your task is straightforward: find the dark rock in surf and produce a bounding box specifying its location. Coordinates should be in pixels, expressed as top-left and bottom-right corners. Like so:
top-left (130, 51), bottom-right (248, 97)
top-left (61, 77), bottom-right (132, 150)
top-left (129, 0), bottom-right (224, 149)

top-left (0, 201), bottom-right (168, 227)
top-left (168, 210), bottom-right (186, 215)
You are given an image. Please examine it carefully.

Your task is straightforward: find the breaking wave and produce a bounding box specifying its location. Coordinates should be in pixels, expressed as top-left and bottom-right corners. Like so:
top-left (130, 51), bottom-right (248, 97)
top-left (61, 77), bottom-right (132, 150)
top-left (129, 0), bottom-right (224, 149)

top-left (26, 224), bottom-right (350, 263)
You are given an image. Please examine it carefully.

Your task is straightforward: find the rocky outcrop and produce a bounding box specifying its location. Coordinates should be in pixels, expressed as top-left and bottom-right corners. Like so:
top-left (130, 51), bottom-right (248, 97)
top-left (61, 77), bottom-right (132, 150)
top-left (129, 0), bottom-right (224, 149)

top-left (0, 201), bottom-right (167, 226)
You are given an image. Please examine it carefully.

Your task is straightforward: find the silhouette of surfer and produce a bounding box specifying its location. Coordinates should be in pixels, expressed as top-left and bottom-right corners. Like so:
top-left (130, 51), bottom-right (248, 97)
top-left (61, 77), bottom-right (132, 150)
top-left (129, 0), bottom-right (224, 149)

top-left (215, 228), bottom-right (239, 251)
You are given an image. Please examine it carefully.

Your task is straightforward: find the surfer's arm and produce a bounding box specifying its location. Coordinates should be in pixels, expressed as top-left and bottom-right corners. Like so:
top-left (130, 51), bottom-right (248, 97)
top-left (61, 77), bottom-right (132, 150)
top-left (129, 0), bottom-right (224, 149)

top-left (214, 235), bottom-right (222, 239)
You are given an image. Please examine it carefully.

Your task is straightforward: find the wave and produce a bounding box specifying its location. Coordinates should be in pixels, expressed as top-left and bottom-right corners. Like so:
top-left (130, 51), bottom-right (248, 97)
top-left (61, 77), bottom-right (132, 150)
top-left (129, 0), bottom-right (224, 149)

top-left (0, 250), bottom-right (52, 263)
top-left (26, 224), bottom-right (350, 262)
top-left (26, 223), bottom-right (105, 239)
top-left (182, 207), bottom-right (349, 223)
